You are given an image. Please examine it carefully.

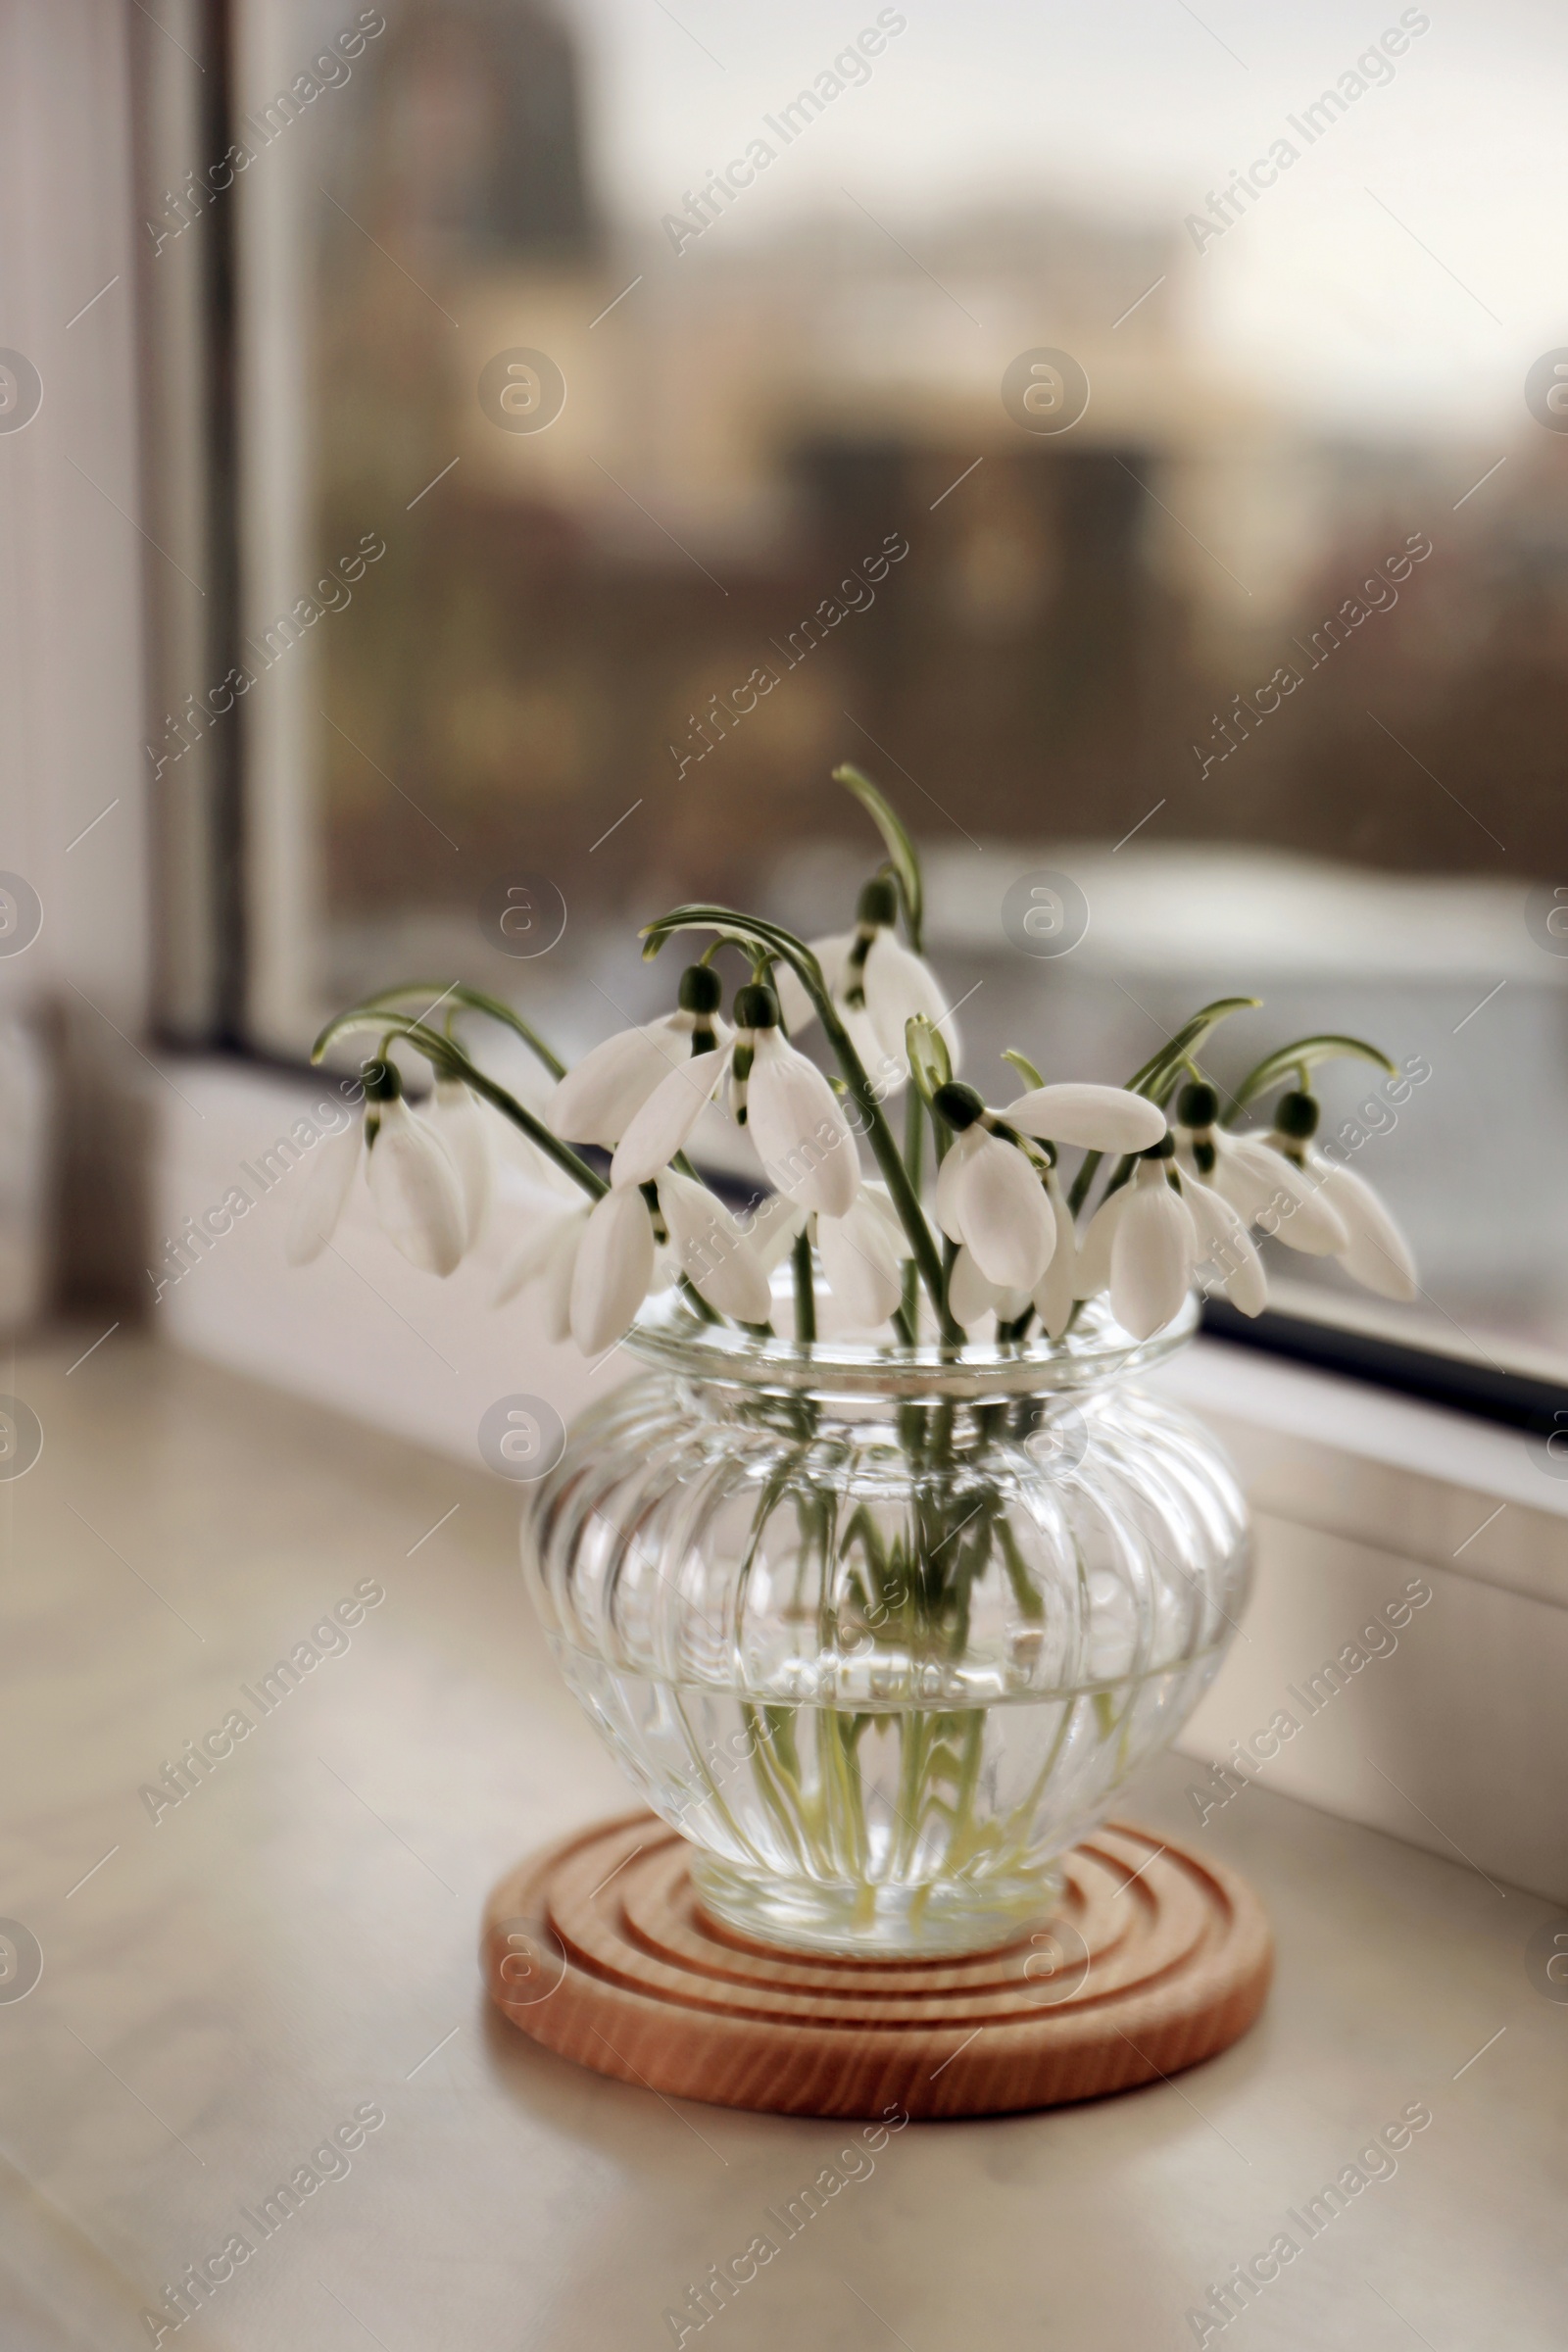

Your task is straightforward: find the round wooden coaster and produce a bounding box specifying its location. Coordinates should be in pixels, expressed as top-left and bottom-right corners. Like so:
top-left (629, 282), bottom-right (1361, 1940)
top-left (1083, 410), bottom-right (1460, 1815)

top-left (482, 1812), bottom-right (1271, 2120)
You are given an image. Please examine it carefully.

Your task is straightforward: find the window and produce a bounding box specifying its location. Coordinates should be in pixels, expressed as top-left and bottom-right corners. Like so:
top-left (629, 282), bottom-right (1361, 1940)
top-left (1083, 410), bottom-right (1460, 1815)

top-left (144, 0), bottom-right (1568, 1405)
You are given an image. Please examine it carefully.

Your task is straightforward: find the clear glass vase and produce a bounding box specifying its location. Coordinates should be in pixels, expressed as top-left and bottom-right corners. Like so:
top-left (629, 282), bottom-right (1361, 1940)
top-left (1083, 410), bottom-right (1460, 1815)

top-left (522, 1277), bottom-right (1249, 1959)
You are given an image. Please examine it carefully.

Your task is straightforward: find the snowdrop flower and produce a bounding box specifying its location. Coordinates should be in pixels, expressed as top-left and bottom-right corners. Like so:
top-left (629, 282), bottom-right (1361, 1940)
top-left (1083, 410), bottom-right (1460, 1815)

top-left (612, 982), bottom-right (860, 1218)
top-left (427, 1077), bottom-right (493, 1248)
top-left (774, 876), bottom-right (956, 1085)
top-left (493, 1187), bottom-right (654, 1354)
top-left (1076, 1139), bottom-right (1266, 1339)
top-left (548, 965), bottom-right (727, 1149)
top-left (287, 1067), bottom-right (469, 1279)
top-left (286, 1061), bottom-right (467, 1275)
top-left (1175, 1082), bottom-right (1348, 1256)
top-left (286, 1118), bottom-right (363, 1268)
top-left (815, 1183), bottom-right (908, 1330)
top-left (741, 1181), bottom-right (909, 1334)
top-left (656, 1169), bottom-right (773, 1325)
top-left (1261, 1091), bottom-right (1418, 1302)
top-left (932, 1077), bottom-right (1166, 1297)
top-left (494, 1168), bottom-right (770, 1349)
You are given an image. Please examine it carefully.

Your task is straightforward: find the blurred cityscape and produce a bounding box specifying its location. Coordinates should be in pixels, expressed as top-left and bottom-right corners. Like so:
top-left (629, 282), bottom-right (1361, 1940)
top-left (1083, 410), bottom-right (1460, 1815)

top-left (285, 0), bottom-right (1568, 1363)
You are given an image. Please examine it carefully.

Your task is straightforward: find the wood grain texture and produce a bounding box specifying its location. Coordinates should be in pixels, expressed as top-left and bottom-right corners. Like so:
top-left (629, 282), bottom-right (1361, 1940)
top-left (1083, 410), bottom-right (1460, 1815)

top-left (483, 1813), bottom-right (1273, 2120)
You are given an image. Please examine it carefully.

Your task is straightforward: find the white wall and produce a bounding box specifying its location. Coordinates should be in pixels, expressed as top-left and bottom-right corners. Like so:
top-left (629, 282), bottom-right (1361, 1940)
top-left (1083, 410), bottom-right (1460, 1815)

top-left (0, 0), bottom-right (150, 1032)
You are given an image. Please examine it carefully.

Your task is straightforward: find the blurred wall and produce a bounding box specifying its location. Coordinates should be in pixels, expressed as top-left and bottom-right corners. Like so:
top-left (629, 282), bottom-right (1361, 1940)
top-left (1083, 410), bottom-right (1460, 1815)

top-left (0, 0), bottom-right (154, 1321)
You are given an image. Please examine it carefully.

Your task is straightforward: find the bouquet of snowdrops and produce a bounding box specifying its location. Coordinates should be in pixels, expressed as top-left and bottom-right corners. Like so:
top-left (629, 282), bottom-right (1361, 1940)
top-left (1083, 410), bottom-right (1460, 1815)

top-left (291, 766), bottom-right (1416, 1345)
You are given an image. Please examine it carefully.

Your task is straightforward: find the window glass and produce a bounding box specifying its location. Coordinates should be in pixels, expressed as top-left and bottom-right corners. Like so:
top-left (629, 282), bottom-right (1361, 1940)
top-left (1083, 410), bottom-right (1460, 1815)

top-left (234, 0), bottom-right (1568, 1374)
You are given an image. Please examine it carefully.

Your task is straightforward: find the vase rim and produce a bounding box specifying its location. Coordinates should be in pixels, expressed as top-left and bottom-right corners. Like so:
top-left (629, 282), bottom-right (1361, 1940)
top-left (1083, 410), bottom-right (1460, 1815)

top-left (623, 1282), bottom-right (1199, 1400)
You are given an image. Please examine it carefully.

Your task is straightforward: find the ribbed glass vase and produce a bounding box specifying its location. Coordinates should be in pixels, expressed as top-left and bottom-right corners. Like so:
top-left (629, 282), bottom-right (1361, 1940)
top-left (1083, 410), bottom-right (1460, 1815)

top-left (523, 1277), bottom-right (1249, 1958)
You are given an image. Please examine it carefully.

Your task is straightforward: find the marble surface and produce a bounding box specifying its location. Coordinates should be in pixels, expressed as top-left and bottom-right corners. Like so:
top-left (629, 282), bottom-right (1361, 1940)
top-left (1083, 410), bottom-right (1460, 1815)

top-left (1, 1331), bottom-right (1563, 2351)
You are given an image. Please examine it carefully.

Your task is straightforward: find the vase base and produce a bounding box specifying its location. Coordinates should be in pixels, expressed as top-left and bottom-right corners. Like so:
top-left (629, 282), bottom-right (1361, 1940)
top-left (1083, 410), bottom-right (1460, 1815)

top-left (483, 1811), bottom-right (1272, 2120)
top-left (690, 1852), bottom-right (1064, 1958)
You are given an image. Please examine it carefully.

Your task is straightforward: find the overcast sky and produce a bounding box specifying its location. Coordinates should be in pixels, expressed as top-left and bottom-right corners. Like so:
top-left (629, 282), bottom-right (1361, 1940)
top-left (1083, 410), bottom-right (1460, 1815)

top-left (564, 0), bottom-right (1568, 438)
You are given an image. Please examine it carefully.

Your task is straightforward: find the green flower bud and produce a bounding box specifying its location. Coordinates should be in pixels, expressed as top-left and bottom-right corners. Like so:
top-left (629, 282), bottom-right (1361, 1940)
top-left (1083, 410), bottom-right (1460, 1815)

top-left (856, 874), bottom-right (899, 928)
top-left (1177, 1080), bottom-right (1219, 1129)
top-left (734, 982), bottom-right (779, 1031)
top-left (933, 1080), bottom-right (985, 1131)
top-left (678, 963), bottom-right (722, 1015)
top-left (1275, 1090), bottom-right (1320, 1140)
top-left (361, 1057), bottom-right (402, 1103)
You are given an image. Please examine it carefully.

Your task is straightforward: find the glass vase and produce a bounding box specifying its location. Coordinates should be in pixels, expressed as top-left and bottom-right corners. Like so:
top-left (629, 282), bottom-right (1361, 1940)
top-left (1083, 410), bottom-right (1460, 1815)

top-left (522, 1276), bottom-right (1249, 1959)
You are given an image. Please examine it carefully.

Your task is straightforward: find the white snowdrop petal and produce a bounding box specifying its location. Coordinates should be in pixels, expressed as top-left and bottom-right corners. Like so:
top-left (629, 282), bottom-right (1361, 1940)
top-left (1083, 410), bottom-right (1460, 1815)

top-left (1032, 1187), bottom-right (1079, 1338)
top-left (1313, 1158), bottom-right (1419, 1301)
top-left (658, 1171), bottom-right (772, 1324)
top-left (1208, 1134), bottom-right (1278, 1224)
top-left (1249, 1142), bottom-right (1351, 1255)
top-left (934, 1124), bottom-right (980, 1243)
top-left (817, 1195), bottom-right (904, 1330)
top-left (548, 1019), bottom-right (691, 1149)
top-left (954, 1131), bottom-right (1054, 1291)
top-left (285, 1122), bottom-right (361, 1266)
top-left (429, 1080), bottom-right (494, 1247)
top-left (947, 1243), bottom-right (1004, 1331)
top-left (1074, 1184), bottom-right (1129, 1298)
top-left (1184, 1178), bottom-right (1267, 1318)
top-left (365, 1102), bottom-right (468, 1275)
top-left (1006, 1083), bottom-right (1167, 1153)
top-left (747, 1192), bottom-right (808, 1276)
top-left (863, 932), bottom-right (958, 1073)
top-left (540, 1220), bottom-right (580, 1342)
top-left (1109, 1181), bottom-right (1197, 1341)
top-left (492, 1204), bottom-right (587, 1307)
top-left (569, 1186), bottom-right (656, 1354)
top-left (610, 1047), bottom-right (728, 1189)
top-left (859, 1181), bottom-right (910, 1255)
top-left (747, 1034), bottom-right (860, 1217)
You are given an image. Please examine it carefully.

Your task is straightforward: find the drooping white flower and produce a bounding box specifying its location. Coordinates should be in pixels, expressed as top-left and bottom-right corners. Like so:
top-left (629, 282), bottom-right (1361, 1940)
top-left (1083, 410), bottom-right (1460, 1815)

top-left (363, 1093), bottom-right (468, 1276)
top-left (570, 1184), bottom-right (658, 1354)
top-left (286, 1119), bottom-right (362, 1267)
top-left (494, 1167), bottom-right (772, 1347)
top-left (286, 1063), bottom-right (468, 1274)
top-left (548, 965), bottom-right (728, 1148)
top-left (815, 1183), bottom-right (908, 1330)
top-left (1077, 1142), bottom-right (1267, 1338)
top-left (492, 1200), bottom-right (589, 1338)
top-left (492, 1188), bottom-right (659, 1351)
top-left (427, 1077), bottom-right (494, 1248)
top-left (931, 1076), bottom-right (1164, 1297)
top-left (1305, 1155), bottom-right (1418, 1300)
top-left (1175, 1082), bottom-right (1348, 1256)
top-left (1252, 1089), bottom-right (1418, 1302)
top-left (773, 875), bottom-right (957, 1086)
top-left (936, 1119), bottom-right (1055, 1292)
top-left (612, 981), bottom-right (860, 1218)
top-left (656, 1168), bottom-right (772, 1325)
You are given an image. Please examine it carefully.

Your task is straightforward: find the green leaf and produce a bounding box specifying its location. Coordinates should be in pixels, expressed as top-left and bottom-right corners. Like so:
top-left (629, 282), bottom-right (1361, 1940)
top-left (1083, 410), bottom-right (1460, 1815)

top-left (1125, 997), bottom-right (1262, 1102)
top-left (1001, 1049), bottom-right (1046, 1092)
top-left (1229, 1033), bottom-right (1396, 1114)
top-left (906, 1014), bottom-right (952, 1105)
top-left (831, 763), bottom-right (923, 946)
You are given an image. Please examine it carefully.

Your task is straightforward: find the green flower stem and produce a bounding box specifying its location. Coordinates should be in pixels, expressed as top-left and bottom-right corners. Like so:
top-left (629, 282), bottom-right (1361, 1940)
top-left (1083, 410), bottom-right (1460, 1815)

top-left (1227, 1032), bottom-right (1396, 1118)
top-left (643, 906), bottom-right (960, 1341)
top-left (792, 1228), bottom-right (816, 1343)
top-left (333, 981), bottom-right (567, 1081)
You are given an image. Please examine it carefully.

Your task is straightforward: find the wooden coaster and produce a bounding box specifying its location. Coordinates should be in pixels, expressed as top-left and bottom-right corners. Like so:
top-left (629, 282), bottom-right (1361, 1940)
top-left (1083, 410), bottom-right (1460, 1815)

top-left (482, 1812), bottom-right (1272, 2120)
